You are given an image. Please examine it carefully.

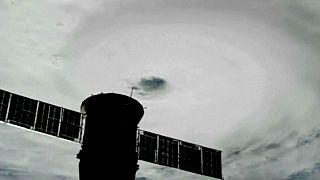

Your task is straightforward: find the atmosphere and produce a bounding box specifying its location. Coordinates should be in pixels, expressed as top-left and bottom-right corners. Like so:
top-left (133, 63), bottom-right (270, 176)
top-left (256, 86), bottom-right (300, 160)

top-left (1, 0), bottom-right (320, 179)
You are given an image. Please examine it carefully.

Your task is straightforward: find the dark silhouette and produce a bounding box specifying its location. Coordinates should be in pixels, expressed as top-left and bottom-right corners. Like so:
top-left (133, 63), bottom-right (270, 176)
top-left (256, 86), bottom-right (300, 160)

top-left (77, 93), bottom-right (144, 180)
top-left (0, 88), bottom-right (223, 179)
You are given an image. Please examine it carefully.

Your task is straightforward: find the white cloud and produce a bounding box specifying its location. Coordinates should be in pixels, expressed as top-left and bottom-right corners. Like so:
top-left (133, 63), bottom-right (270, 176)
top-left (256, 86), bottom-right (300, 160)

top-left (1, 0), bottom-right (320, 179)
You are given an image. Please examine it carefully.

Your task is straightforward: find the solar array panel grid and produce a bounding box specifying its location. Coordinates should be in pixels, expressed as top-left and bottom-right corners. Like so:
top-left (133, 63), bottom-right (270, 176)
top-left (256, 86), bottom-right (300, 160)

top-left (158, 135), bottom-right (179, 168)
top-left (59, 109), bottom-right (82, 141)
top-left (138, 130), bottom-right (157, 163)
top-left (35, 102), bottom-right (61, 136)
top-left (7, 94), bottom-right (37, 128)
top-left (0, 89), bottom-right (10, 122)
top-left (202, 147), bottom-right (222, 178)
top-left (137, 130), bottom-right (222, 179)
top-left (179, 141), bottom-right (202, 174)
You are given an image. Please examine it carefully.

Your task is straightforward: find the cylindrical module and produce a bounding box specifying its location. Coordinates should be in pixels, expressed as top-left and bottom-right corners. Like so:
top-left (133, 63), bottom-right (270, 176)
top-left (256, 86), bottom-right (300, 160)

top-left (77, 93), bottom-right (144, 180)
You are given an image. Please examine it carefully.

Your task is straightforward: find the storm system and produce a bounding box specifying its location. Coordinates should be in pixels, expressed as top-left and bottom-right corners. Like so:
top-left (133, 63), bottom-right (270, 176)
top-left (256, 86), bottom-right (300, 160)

top-left (0, 0), bottom-right (320, 179)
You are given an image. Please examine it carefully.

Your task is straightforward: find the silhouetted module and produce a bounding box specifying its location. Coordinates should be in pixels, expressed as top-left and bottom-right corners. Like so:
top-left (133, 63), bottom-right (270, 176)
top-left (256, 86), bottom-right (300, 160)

top-left (78, 93), bottom-right (144, 180)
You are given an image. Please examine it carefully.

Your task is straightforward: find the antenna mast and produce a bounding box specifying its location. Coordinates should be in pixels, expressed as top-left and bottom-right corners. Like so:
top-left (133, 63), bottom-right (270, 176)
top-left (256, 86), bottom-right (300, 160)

top-left (130, 86), bottom-right (134, 97)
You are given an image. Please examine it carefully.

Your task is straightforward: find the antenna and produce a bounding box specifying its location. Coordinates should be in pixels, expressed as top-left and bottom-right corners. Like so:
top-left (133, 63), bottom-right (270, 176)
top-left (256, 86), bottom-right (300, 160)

top-left (130, 86), bottom-right (134, 97)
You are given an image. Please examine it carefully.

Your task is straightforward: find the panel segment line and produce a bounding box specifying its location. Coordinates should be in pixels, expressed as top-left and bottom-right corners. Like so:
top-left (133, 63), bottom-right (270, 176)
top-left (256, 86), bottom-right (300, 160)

top-left (136, 129), bottom-right (140, 158)
top-left (200, 146), bottom-right (204, 175)
top-left (4, 93), bottom-right (12, 123)
top-left (33, 101), bottom-right (40, 130)
top-left (77, 113), bottom-right (83, 142)
top-left (80, 113), bottom-right (86, 144)
top-left (156, 134), bottom-right (159, 164)
top-left (57, 108), bottom-right (63, 137)
top-left (177, 140), bottom-right (180, 169)
top-left (45, 105), bottom-right (51, 132)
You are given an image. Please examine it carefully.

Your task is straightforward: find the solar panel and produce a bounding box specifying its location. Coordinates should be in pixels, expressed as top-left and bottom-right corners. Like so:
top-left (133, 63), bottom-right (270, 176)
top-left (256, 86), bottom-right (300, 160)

top-left (0, 89), bottom-right (10, 122)
top-left (0, 89), bottom-right (84, 143)
top-left (202, 147), bottom-right (222, 178)
top-left (158, 134), bottom-right (179, 168)
top-left (137, 130), bottom-right (157, 163)
top-left (7, 93), bottom-right (38, 128)
top-left (179, 141), bottom-right (202, 174)
top-left (137, 129), bottom-right (222, 179)
top-left (59, 109), bottom-right (82, 142)
top-left (35, 102), bottom-right (61, 136)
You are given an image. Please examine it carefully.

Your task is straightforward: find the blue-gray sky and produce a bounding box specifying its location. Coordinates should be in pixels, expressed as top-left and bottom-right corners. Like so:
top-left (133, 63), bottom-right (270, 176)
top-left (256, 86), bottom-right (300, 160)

top-left (1, 0), bottom-right (320, 179)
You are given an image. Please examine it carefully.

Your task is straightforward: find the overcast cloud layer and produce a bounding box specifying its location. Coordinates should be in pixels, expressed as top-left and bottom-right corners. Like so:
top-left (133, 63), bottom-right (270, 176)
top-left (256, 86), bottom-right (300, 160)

top-left (1, 0), bottom-right (320, 179)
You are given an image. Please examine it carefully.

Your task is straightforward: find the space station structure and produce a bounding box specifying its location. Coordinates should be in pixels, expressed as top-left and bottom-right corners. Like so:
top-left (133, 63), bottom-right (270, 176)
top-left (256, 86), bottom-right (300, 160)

top-left (77, 93), bottom-right (144, 180)
top-left (0, 88), bottom-right (223, 179)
